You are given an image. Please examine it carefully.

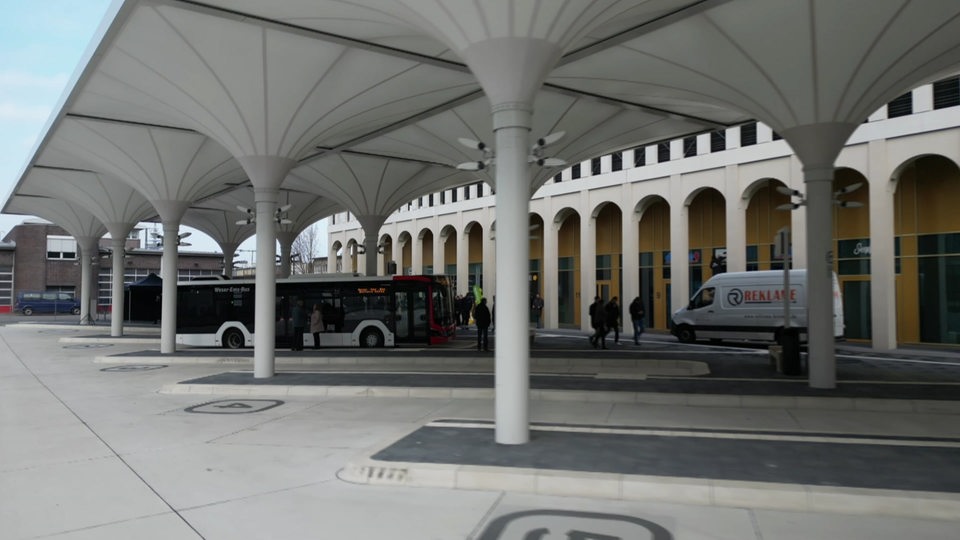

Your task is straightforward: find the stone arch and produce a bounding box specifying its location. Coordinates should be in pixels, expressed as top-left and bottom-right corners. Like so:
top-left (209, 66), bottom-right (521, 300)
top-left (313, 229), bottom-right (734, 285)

top-left (889, 154), bottom-right (960, 345)
top-left (554, 206), bottom-right (581, 327)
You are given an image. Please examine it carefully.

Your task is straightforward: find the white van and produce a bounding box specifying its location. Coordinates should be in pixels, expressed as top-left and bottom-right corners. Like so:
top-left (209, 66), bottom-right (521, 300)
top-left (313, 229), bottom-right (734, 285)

top-left (670, 270), bottom-right (844, 344)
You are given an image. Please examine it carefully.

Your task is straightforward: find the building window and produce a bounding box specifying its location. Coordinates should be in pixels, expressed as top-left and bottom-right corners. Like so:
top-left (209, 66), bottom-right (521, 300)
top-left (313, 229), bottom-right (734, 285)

top-left (657, 142), bottom-right (670, 163)
top-left (474, 181), bottom-right (483, 197)
top-left (46, 236), bottom-right (77, 260)
top-left (634, 146), bottom-right (646, 167)
top-left (0, 264), bottom-right (12, 307)
top-left (418, 196), bottom-right (423, 207)
top-left (682, 136), bottom-right (697, 158)
top-left (428, 193), bottom-right (434, 207)
top-left (933, 76), bottom-right (960, 109)
top-left (464, 185), bottom-right (471, 200)
top-left (571, 163), bottom-right (581, 179)
top-left (710, 130), bottom-right (725, 152)
top-left (611, 151), bottom-right (622, 171)
top-left (554, 173), bottom-right (562, 183)
top-left (591, 157), bottom-right (601, 176)
top-left (741, 122), bottom-right (757, 146)
top-left (887, 92), bottom-right (913, 118)
top-left (440, 191), bottom-right (445, 204)
top-left (772, 131), bottom-right (782, 141)
top-left (451, 189), bottom-right (457, 203)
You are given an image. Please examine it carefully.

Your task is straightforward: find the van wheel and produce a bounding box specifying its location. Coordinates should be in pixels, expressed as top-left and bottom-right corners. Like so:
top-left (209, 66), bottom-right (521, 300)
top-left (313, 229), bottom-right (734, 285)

top-left (360, 328), bottom-right (384, 348)
top-left (676, 325), bottom-right (696, 343)
top-left (72, 307), bottom-right (81, 315)
top-left (22, 307), bottom-right (33, 316)
top-left (222, 328), bottom-right (244, 349)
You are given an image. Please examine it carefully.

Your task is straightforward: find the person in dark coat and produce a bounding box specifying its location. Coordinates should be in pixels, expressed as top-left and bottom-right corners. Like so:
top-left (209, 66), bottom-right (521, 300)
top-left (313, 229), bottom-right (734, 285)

top-left (629, 296), bottom-right (646, 345)
top-left (473, 297), bottom-right (492, 352)
top-left (604, 296), bottom-right (621, 345)
top-left (588, 296), bottom-right (606, 349)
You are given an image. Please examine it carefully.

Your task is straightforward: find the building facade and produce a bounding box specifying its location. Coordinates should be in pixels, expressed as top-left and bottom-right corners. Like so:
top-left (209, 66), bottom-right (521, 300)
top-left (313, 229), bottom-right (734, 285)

top-left (328, 76), bottom-right (960, 349)
top-left (1, 222), bottom-right (224, 314)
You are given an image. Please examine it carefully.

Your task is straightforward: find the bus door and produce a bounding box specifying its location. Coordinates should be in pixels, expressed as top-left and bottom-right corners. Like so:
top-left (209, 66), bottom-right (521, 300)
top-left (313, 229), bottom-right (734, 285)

top-left (393, 286), bottom-right (429, 344)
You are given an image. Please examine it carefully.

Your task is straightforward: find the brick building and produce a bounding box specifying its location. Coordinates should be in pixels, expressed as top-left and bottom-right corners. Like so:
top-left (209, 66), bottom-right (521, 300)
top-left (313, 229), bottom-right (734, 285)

top-left (0, 221), bottom-right (223, 314)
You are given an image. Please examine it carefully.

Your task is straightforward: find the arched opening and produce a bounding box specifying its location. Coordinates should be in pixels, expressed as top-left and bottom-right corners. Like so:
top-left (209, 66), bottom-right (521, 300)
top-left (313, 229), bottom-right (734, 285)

top-left (593, 203), bottom-right (622, 303)
top-left (894, 155), bottom-right (960, 345)
top-left (556, 208), bottom-right (581, 327)
top-left (833, 168), bottom-right (872, 341)
top-left (398, 231), bottom-right (412, 275)
top-left (529, 213), bottom-right (545, 325)
top-left (637, 197), bottom-right (670, 330)
top-left (420, 229), bottom-right (434, 274)
top-left (745, 178), bottom-right (792, 271)
top-left (687, 188), bottom-right (726, 297)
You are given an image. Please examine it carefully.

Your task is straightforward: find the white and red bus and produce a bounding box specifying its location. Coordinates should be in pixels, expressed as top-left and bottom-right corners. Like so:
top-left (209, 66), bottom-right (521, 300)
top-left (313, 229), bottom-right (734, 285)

top-left (176, 274), bottom-right (456, 349)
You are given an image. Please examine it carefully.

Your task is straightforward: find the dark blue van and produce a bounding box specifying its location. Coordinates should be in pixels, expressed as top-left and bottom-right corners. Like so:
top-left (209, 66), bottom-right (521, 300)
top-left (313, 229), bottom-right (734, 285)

top-left (15, 291), bottom-right (82, 315)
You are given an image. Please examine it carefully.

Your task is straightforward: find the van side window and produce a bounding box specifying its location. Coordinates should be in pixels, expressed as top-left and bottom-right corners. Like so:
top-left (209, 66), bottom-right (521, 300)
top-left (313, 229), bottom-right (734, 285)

top-left (694, 287), bottom-right (716, 309)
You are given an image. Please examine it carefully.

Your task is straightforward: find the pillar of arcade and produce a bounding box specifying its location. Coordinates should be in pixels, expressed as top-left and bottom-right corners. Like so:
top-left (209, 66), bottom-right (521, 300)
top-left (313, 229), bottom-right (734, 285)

top-left (76, 236), bottom-right (100, 326)
top-left (153, 200), bottom-right (189, 354)
top-left (105, 223), bottom-right (135, 336)
top-left (237, 155), bottom-right (296, 379)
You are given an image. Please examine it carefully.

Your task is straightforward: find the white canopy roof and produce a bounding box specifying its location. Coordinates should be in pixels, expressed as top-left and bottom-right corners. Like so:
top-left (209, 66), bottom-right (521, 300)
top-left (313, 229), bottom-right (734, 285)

top-left (5, 0), bottom-right (960, 244)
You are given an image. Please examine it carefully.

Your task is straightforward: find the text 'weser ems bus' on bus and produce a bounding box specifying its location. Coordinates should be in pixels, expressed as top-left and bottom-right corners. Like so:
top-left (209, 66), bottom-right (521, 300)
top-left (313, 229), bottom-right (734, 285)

top-left (176, 274), bottom-right (456, 349)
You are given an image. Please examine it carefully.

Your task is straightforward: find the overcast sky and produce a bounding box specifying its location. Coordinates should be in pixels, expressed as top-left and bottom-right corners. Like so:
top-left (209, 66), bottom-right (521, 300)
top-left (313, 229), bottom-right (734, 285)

top-left (0, 1), bottom-right (329, 258)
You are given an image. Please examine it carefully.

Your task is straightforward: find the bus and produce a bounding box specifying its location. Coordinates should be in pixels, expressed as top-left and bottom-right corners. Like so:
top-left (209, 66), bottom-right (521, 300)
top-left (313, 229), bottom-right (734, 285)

top-left (176, 274), bottom-right (456, 349)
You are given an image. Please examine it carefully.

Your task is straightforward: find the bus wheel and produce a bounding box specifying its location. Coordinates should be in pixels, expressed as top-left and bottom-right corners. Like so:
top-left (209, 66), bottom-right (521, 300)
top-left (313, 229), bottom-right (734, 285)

top-left (676, 325), bottom-right (696, 343)
top-left (23, 307), bottom-right (33, 316)
top-left (72, 307), bottom-right (81, 315)
top-left (360, 328), bottom-right (384, 348)
top-left (222, 329), bottom-right (244, 349)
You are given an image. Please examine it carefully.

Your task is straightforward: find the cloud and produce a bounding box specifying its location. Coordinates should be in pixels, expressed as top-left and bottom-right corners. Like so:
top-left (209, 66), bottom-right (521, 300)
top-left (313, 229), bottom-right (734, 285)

top-left (0, 71), bottom-right (68, 90)
top-left (0, 102), bottom-right (54, 123)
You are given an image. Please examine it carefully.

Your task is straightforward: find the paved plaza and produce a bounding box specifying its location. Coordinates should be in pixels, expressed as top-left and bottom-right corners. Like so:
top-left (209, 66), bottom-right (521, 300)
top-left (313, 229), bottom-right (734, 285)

top-left (2, 320), bottom-right (959, 539)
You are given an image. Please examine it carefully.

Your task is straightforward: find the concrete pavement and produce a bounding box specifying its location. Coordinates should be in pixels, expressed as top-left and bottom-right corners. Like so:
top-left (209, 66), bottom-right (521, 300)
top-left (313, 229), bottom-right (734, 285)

top-left (1, 321), bottom-right (959, 539)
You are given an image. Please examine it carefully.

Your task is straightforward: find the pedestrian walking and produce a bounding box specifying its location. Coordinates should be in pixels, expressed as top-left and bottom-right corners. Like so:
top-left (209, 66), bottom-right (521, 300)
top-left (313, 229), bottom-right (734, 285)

top-left (629, 296), bottom-right (645, 345)
top-left (605, 296), bottom-right (621, 345)
top-left (588, 296), bottom-right (606, 349)
top-left (473, 297), bottom-right (492, 351)
top-left (531, 293), bottom-right (544, 328)
top-left (310, 303), bottom-right (324, 349)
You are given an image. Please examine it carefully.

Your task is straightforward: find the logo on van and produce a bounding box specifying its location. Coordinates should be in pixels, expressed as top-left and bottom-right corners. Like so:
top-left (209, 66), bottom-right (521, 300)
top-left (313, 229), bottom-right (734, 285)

top-left (728, 288), bottom-right (744, 306)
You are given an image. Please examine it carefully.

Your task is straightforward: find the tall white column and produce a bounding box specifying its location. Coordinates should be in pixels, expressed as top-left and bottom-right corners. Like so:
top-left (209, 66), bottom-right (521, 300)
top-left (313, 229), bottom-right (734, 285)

top-left (238, 155), bottom-right (295, 379)
top-left (869, 140), bottom-right (897, 351)
top-left (434, 229), bottom-right (445, 275)
top-left (327, 247), bottom-right (338, 274)
top-left (356, 215), bottom-right (385, 277)
top-left (77, 237), bottom-right (98, 325)
top-left (670, 179), bottom-right (690, 316)
top-left (622, 201), bottom-right (639, 337)
top-left (579, 203), bottom-right (596, 332)
top-left (789, 158), bottom-right (809, 268)
top-left (412, 232), bottom-right (423, 275)
top-left (151, 200), bottom-right (189, 354)
top-left (542, 216), bottom-right (559, 329)
top-left (725, 165), bottom-right (747, 273)
top-left (160, 220), bottom-right (180, 353)
top-left (277, 230), bottom-right (296, 278)
top-left (804, 165), bottom-right (837, 388)
top-left (457, 228), bottom-right (469, 295)
top-left (253, 187), bottom-right (279, 376)
top-left (220, 242), bottom-right (238, 278)
top-left (483, 218), bottom-right (496, 300)
top-left (110, 236), bottom-right (126, 336)
top-left (492, 102), bottom-right (533, 445)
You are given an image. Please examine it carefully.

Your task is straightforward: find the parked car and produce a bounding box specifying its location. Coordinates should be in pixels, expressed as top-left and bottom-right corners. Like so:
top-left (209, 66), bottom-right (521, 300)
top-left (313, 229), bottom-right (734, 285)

top-left (15, 291), bottom-right (82, 316)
